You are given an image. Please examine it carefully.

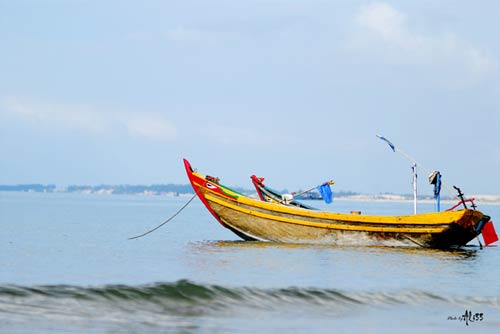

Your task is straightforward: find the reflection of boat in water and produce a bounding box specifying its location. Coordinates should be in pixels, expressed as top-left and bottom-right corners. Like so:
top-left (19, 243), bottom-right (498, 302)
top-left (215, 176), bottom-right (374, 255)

top-left (193, 240), bottom-right (481, 260)
top-left (184, 159), bottom-right (493, 248)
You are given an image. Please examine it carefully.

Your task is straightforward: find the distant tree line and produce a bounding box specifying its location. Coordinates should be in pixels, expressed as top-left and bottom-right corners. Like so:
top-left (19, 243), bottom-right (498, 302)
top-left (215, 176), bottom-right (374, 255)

top-left (0, 184), bottom-right (360, 198)
top-left (0, 183), bottom-right (250, 195)
top-left (65, 184), bottom-right (196, 194)
top-left (0, 184), bottom-right (56, 192)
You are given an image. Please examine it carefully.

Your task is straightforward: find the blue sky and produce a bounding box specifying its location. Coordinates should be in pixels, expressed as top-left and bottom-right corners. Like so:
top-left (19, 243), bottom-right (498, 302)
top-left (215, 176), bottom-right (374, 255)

top-left (1, 0), bottom-right (499, 196)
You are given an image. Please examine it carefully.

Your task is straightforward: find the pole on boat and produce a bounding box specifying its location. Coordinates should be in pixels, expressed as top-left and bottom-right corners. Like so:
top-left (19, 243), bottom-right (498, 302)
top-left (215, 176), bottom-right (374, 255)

top-left (291, 180), bottom-right (335, 200)
top-left (412, 162), bottom-right (417, 214)
top-left (436, 173), bottom-right (441, 212)
top-left (453, 186), bottom-right (468, 209)
top-left (376, 135), bottom-right (421, 214)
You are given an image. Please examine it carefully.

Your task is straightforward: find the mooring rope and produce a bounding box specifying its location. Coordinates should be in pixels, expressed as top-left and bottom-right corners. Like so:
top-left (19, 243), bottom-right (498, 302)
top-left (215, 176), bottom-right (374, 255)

top-left (128, 193), bottom-right (197, 240)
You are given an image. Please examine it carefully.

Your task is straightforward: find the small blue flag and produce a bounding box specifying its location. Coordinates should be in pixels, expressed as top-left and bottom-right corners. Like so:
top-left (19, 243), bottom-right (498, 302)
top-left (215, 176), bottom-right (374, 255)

top-left (317, 184), bottom-right (333, 204)
top-left (377, 135), bottom-right (396, 152)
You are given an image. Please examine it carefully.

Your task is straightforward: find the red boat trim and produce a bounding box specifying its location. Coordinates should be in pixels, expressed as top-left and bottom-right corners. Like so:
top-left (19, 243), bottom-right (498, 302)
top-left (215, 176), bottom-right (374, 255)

top-left (446, 198), bottom-right (476, 211)
top-left (183, 159), bottom-right (228, 227)
top-left (251, 175), bottom-right (266, 201)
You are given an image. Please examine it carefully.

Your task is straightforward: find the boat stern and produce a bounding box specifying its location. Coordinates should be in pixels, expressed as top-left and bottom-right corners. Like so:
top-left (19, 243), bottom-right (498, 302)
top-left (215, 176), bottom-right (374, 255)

top-left (429, 210), bottom-right (490, 248)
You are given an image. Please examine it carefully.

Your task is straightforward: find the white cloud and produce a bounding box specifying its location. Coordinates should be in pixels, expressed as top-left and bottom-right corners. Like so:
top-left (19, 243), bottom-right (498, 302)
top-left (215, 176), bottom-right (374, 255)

top-left (355, 2), bottom-right (406, 43)
top-left (124, 115), bottom-right (177, 141)
top-left (164, 27), bottom-right (239, 47)
top-left (0, 96), bottom-right (177, 142)
top-left (347, 2), bottom-right (498, 85)
top-left (194, 122), bottom-right (298, 149)
top-left (0, 97), bottom-right (108, 133)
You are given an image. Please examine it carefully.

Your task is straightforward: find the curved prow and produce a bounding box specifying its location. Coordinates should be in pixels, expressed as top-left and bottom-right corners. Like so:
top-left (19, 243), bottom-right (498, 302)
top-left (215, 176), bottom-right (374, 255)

top-left (251, 175), bottom-right (266, 201)
top-left (183, 158), bottom-right (194, 174)
top-left (183, 158), bottom-right (225, 227)
top-left (183, 158), bottom-right (259, 240)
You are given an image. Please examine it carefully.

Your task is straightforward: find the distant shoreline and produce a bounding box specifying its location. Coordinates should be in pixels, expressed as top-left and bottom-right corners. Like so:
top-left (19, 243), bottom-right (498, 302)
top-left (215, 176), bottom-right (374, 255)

top-left (2, 184), bottom-right (500, 205)
top-left (334, 195), bottom-right (500, 206)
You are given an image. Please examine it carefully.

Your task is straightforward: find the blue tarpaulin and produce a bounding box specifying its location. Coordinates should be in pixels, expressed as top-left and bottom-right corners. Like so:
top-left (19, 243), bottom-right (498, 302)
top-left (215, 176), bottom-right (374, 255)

top-left (317, 184), bottom-right (333, 204)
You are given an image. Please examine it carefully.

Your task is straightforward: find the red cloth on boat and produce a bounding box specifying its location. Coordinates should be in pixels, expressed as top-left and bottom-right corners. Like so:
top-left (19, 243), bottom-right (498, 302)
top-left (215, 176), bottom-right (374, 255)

top-left (482, 221), bottom-right (499, 246)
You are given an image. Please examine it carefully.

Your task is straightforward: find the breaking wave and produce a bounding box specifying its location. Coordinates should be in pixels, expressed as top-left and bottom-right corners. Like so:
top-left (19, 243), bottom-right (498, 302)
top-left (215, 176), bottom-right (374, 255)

top-left (3, 280), bottom-right (500, 333)
top-left (2, 280), bottom-right (500, 318)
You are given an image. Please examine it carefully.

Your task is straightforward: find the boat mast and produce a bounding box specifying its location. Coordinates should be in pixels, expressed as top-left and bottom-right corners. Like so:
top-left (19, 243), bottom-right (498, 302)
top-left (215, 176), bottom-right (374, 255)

top-left (412, 162), bottom-right (417, 214)
top-left (377, 135), bottom-right (422, 214)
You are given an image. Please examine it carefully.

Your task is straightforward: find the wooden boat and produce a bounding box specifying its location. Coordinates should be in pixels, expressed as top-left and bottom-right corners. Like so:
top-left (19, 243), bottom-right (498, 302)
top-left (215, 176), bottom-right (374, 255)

top-left (184, 159), bottom-right (491, 248)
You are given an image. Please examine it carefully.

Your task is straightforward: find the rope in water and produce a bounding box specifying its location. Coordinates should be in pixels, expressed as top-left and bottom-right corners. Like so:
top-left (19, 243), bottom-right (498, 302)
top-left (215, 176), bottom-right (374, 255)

top-left (128, 193), bottom-right (197, 240)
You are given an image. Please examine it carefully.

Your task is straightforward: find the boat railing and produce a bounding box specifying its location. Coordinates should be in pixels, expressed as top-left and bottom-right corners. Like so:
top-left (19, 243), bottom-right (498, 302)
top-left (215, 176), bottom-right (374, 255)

top-left (445, 198), bottom-right (476, 211)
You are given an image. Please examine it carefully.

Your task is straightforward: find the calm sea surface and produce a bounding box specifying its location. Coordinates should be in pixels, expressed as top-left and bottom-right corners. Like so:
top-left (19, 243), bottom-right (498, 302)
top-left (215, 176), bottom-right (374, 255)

top-left (1, 191), bottom-right (499, 333)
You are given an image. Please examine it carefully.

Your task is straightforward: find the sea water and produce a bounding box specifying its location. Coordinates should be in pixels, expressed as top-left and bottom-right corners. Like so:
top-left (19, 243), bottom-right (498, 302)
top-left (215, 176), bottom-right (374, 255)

top-left (1, 191), bottom-right (499, 333)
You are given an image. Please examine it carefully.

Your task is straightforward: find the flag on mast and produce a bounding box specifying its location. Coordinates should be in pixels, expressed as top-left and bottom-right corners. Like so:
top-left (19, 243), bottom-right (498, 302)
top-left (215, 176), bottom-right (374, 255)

top-left (376, 134), bottom-right (396, 152)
